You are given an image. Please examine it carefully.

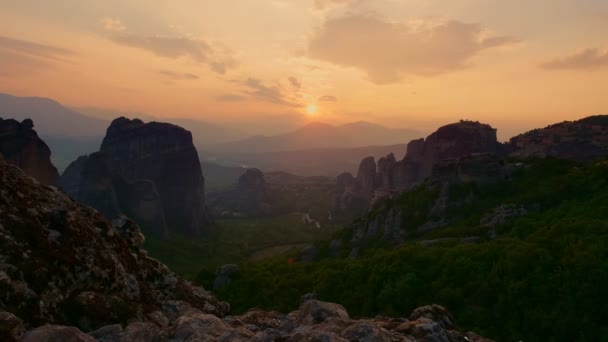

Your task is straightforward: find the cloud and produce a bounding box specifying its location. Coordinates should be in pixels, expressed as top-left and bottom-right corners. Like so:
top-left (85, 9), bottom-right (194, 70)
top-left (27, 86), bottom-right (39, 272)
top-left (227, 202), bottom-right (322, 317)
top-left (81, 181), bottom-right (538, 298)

top-left (159, 70), bottom-right (199, 80)
top-left (541, 48), bottom-right (608, 70)
top-left (242, 78), bottom-right (300, 107)
top-left (0, 35), bottom-right (74, 61)
top-left (318, 95), bottom-right (338, 102)
top-left (308, 14), bottom-right (518, 84)
top-left (288, 76), bottom-right (301, 90)
top-left (110, 34), bottom-right (236, 74)
top-left (314, 0), bottom-right (357, 10)
top-left (216, 94), bottom-right (247, 102)
top-left (101, 18), bottom-right (126, 32)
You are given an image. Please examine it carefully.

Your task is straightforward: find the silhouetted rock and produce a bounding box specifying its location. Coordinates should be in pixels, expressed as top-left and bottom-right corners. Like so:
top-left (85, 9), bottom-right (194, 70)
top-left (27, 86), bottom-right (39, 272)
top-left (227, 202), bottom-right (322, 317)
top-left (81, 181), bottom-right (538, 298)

top-left (60, 117), bottom-right (209, 237)
top-left (510, 115), bottom-right (608, 161)
top-left (336, 120), bottom-right (502, 213)
top-left (0, 118), bottom-right (59, 185)
top-left (209, 168), bottom-right (273, 217)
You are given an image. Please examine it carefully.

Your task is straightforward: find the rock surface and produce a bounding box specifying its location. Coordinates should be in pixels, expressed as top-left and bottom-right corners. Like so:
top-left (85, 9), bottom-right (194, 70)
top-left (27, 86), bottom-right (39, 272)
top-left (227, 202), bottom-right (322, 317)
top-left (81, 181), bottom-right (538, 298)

top-left (60, 117), bottom-right (210, 237)
top-left (0, 118), bottom-right (59, 185)
top-left (0, 156), bottom-right (228, 333)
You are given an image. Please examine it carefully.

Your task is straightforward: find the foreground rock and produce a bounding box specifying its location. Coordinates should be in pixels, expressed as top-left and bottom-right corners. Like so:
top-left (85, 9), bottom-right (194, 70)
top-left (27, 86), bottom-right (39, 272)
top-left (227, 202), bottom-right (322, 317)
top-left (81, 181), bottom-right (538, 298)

top-left (0, 118), bottom-right (59, 185)
top-left (0, 156), bottom-right (227, 334)
top-left (60, 117), bottom-right (210, 237)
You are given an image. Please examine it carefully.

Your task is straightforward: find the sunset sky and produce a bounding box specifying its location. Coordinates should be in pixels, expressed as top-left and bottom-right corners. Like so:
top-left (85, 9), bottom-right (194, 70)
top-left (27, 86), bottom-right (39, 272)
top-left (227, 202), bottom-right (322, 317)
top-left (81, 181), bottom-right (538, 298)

top-left (1, 0), bottom-right (608, 139)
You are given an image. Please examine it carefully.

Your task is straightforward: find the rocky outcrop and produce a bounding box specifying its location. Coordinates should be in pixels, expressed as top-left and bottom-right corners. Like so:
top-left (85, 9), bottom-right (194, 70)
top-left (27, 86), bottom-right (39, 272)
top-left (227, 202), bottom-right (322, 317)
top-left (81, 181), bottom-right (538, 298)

top-left (0, 155), bottom-right (228, 335)
top-left (0, 118), bottom-right (59, 185)
top-left (209, 168), bottom-right (273, 217)
top-left (336, 120), bottom-right (503, 212)
top-left (60, 117), bottom-right (209, 237)
top-left (509, 115), bottom-right (608, 161)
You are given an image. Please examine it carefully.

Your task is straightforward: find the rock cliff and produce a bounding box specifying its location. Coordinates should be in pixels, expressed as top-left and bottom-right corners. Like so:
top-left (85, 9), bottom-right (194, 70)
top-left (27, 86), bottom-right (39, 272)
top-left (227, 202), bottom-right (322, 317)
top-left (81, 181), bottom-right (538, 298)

top-left (0, 118), bottom-right (59, 185)
top-left (336, 120), bottom-right (502, 211)
top-left (60, 117), bottom-right (209, 237)
top-left (209, 168), bottom-right (273, 217)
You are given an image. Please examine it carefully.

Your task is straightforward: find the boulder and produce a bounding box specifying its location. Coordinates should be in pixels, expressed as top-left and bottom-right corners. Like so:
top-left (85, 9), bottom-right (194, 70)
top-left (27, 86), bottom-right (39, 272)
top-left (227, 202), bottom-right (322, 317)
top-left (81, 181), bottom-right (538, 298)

top-left (214, 264), bottom-right (240, 290)
top-left (296, 300), bottom-right (350, 325)
top-left (0, 312), bottom-right (25, 342)
top-left (21, 325), bottom-right (95, 342)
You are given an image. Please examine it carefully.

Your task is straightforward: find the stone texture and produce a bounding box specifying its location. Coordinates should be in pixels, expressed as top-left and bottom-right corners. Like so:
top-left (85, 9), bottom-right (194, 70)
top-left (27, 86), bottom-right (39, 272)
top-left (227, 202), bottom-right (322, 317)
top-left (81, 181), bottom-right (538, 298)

top-left (0, 118), bottom-right (59, 185)
top-left (0, 157), bottom-right (228, 332)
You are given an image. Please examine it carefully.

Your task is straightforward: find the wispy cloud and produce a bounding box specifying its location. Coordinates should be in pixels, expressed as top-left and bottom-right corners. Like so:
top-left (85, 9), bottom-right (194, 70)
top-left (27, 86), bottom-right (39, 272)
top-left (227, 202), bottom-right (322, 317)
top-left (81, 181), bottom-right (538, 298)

top-left (0, 35), bottom-right (74, 61)
top-left (288, 76), bottom-right (301, 90)
top-left (216, 94), bottom-right (247, 102)
top-left (241, 78), bottom-right (300, 107)
top-left (541, 48), bottom-right (608, 70)
top-left (308, 14), bottom-right (518, 84)
top-left (110, 34), bottom-right (236, 74)
top-left (159, 70), bottom-right (199, 80)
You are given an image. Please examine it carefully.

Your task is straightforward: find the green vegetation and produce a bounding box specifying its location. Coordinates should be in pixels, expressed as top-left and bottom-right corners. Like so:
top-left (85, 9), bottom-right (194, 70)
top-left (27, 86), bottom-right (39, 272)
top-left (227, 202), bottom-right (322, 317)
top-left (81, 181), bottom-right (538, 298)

top-left (145, 213), bottom-right (342, 277)
top-left (199, 158), bottom-right (608, 341)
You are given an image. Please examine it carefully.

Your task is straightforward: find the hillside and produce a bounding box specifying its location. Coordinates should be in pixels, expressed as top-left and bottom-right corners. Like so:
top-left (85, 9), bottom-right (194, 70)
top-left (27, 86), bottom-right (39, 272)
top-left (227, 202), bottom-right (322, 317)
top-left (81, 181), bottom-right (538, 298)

top-left (202, 157), bottom-right (608, 341)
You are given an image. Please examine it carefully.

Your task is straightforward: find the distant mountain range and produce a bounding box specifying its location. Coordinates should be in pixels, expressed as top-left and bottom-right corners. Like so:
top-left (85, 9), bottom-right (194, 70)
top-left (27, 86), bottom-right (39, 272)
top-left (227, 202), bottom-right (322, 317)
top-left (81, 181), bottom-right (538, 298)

top-left (208, 121), bottom-right (421, 154)
top-left (202, 144), bottom-right (409, 177)
top-left (1, 92), bottom-right (422, 175)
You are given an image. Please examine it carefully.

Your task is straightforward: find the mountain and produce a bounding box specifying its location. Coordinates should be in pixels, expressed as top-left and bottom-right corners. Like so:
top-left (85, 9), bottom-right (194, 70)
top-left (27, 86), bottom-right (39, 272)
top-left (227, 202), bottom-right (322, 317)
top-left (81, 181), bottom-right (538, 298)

top-left (74, 106), bottom-right (246, 146)
top-left (0, 93), bottom-right (245, 171)
top-left (209, 121), bottom-right (422, 154)
top-left (203, 144), bottom-right (409, 177)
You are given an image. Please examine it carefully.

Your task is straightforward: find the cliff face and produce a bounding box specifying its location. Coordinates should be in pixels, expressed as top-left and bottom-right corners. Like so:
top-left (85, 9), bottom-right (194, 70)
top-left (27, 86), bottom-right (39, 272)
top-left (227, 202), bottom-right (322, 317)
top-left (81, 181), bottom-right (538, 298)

top-left (0, 118), bottom-right (59, 185)
top-left (336, 120), bottom-right (502, 211)
top-left (60, 117), bottom-right (209, 237)
top-left (509, 115), bottom-right (608, 161)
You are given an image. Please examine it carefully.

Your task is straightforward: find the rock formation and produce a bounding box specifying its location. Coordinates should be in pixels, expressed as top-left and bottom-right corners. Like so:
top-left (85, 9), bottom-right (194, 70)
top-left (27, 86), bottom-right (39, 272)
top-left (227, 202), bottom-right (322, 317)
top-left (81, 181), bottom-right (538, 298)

top-left (209, 168), bottom-right (273, 217)
top-left (0, 152), bottom-right (494, 342)
top-left (0, 118), bottom-right (59, 185)
top-left (336, 120), bottom-right (503, 211)
top-left (60, 117), bottom-right (209, 237)
top-left (509, 115), bottom-right (608, 161)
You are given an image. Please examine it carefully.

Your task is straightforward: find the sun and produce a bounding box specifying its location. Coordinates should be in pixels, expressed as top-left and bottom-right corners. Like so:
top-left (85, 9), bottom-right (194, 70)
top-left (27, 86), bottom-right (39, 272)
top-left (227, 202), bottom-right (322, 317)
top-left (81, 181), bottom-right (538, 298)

top-left (306, 104), bottom-right (318, 116)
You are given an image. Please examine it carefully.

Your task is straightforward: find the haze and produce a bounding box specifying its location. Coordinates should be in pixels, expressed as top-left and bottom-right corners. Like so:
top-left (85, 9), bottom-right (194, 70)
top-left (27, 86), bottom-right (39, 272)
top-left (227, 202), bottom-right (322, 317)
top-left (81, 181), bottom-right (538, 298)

top-left (2, 0), bottom-right (608, 138)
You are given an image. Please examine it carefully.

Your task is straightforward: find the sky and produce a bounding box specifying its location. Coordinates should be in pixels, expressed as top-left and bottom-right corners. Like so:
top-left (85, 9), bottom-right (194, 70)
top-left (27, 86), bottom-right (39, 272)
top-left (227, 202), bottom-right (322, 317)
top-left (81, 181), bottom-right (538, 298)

top-left (1, 0), bottom-right (608, 139)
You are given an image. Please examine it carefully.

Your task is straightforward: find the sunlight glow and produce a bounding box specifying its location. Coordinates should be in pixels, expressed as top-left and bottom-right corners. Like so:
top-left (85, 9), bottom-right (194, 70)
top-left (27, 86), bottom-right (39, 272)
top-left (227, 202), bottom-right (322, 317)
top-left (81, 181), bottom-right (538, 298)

top-left (306, 104), bottom-right (318, 116)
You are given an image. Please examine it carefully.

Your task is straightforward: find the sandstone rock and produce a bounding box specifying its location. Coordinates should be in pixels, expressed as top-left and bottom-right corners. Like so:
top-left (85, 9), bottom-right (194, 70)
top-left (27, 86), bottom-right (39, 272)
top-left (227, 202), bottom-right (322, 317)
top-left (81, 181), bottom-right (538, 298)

top-left (210, 168), bottom-right (273, 217)
top-left (21, 325), bottom-right (95, 342)
top-left (357, 156), bottom-right (377, 197)
top-left (0, 118), bottom-right (59, 185)
top-left (297, 300), bottom-right (350, 325)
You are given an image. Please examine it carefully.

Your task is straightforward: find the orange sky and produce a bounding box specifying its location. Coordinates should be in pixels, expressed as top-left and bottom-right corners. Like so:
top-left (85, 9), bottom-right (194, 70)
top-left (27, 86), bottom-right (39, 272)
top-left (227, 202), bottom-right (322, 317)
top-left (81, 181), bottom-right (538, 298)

top-left (1, 0), bottom-right (608, 139)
